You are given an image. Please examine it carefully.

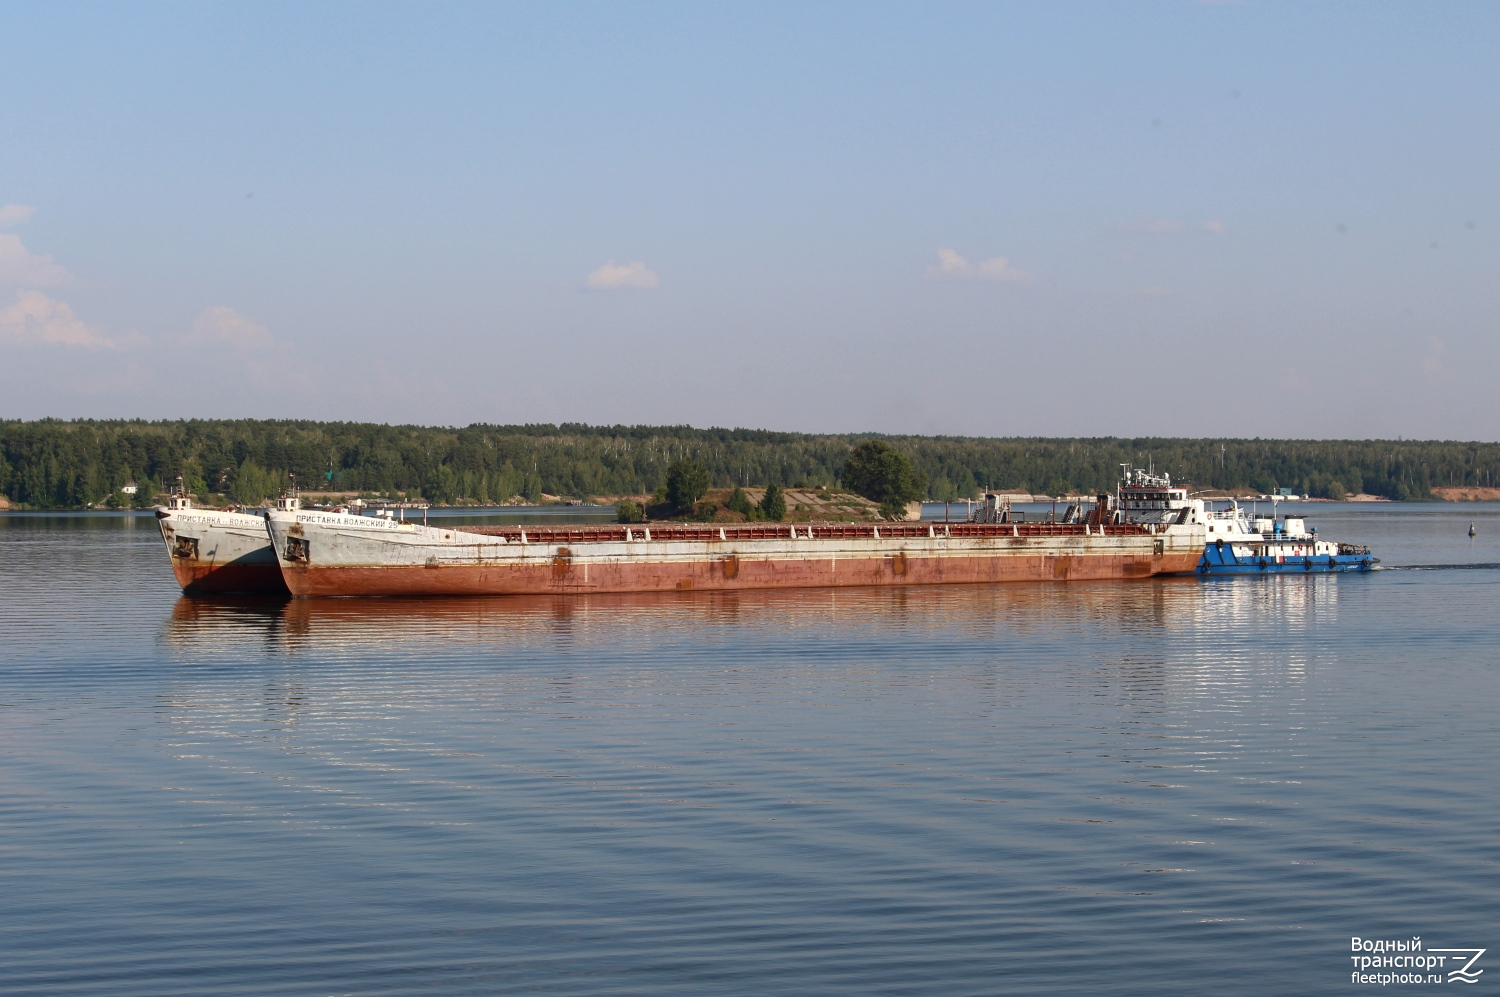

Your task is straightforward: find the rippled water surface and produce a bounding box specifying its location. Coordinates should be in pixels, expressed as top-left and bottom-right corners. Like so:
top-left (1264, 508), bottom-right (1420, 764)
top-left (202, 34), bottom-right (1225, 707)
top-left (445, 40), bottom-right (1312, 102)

top-left (3, 504), bottom-right (1498, 994)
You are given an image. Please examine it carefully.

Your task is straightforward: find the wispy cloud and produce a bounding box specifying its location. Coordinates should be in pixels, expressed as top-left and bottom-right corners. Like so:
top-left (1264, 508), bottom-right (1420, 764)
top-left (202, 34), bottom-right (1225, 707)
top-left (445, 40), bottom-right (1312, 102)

top-left (190, 305), bottom-right (277, 348)
top-left (0, 209), bottom-right (301, 404)
top-left (0, 289), bottom-right (121, 349)
top-left (1120, 217), bottom-right (1227, 236)
top-left (586, 260), bottom-right (660, 290)
top-left (0, 207), bottom-right (124, 350)
top-left (0, 204), bottom-right (36, 229)
top-left (928, 248), bottom-right (1031, 283)
top-left (180, 306), bottom-right (300, 390)
top-left (0, 205), bottom-right (71, 286)
top-left (0, 232), bottom-right (71, 286)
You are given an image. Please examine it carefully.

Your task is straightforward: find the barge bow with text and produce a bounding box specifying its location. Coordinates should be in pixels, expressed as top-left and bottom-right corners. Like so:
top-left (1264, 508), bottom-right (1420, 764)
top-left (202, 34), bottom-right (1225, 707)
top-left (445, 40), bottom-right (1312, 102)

top-left (156, 491), bottom-right (289, 596)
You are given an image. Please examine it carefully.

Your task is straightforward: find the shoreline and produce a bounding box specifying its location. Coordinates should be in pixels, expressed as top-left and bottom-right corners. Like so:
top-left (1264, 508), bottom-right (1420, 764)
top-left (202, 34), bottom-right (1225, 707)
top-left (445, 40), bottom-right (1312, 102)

top-left (14, 490), bottom-right (1500, 514)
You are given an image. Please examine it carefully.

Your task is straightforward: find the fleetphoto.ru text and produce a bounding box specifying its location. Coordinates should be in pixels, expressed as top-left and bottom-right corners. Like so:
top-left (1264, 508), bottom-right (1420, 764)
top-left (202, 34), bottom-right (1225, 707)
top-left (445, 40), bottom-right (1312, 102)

top-left (1351, 938), bottom-right (1486, 985)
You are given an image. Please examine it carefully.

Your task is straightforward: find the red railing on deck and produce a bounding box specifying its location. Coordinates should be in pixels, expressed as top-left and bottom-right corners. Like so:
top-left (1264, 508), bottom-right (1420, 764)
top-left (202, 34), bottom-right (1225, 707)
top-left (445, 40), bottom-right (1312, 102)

top-left (451, 521), bottom-right (1152, 544)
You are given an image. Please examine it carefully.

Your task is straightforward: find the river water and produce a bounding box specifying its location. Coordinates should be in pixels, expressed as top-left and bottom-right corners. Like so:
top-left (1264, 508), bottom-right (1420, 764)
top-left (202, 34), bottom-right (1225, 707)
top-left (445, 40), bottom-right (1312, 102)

top-left (1, 504), bottom-right (1497, 994)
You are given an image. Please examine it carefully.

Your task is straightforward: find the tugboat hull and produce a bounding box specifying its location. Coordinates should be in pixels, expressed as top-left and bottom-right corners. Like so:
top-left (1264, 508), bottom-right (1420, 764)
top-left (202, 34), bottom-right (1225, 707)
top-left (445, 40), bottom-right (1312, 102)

top-left (1197, 543), bottom-right (1375, 574)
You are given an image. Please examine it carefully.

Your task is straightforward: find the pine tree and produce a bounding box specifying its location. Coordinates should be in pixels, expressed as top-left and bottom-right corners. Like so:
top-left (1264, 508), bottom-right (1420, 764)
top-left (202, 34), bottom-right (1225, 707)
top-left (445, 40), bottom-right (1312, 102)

top-left (726, 485), bottom-right (755, 518)
top-left (758, 483), bottom-right (786, 521)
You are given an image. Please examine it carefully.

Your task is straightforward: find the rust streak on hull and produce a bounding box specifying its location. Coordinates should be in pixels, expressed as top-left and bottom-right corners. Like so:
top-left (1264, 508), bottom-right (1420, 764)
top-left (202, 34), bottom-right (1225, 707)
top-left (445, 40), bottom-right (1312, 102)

top-left (279, 551), bottom-right (1203, 598)
top-left (266, 509), bottom-right (1207, 599)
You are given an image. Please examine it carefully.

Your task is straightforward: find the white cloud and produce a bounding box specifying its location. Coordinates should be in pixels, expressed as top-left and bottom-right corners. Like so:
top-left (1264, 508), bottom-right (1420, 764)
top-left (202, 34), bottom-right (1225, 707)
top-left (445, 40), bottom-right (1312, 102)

top-left (190, 305), bottom-right (278, 347)
top-left (0, 289), bottom-right (118, 349)
top-left (928, 248), bottom-right (1031, 283)
top-left (0, 204), bottom-right (36, 229)
top-left (586, 260), bottom-right (660, 290)
top-left (932, 248), bottom-right (970, 276)
top-left (0, 205), bottom-right (71, 287)
top-left (182, 306), bottom-right (300, 391)
top-left (1120, 217), bottom-right (1227, 236)
top-left (0, 232), bottom-right (71, 286)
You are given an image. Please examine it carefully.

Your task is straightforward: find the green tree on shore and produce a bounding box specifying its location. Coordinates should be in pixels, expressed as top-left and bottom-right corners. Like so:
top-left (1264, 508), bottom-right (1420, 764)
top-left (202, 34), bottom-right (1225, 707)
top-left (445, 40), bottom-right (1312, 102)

top-left (841, 441), bottom-right (925, 519)
top-left (726, 486), bottom-right (755, 519)
top-left (0, 418), bottom-right (1495, 509)
top-left (758, 483), bottom-right (786, 521)
top-left (230, 460), bottom-right (282, 505)
top-left (665, 459), bottom-right (710, 511)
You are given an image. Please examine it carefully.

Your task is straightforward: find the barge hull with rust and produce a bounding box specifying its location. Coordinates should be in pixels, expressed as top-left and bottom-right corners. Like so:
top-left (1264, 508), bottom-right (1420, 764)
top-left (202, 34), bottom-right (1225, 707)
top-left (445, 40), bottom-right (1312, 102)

top-left (169, 556), bottom-right (287, 595)
top-left (267, 513), bottom-right (1205, 598)
top-left (157, 508), bottom-right (289, 596)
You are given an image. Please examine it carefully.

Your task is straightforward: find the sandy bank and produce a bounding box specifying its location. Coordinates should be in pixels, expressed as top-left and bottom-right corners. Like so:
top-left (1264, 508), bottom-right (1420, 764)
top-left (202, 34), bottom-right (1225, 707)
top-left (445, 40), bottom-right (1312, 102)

top-left (1430, 487), bottom-right (1500, 502)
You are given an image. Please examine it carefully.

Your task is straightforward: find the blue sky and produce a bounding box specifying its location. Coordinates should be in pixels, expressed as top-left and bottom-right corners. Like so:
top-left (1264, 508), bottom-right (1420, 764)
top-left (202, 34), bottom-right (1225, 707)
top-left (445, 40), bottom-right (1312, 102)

top-left (2, 2), bottom-right (1496, 438)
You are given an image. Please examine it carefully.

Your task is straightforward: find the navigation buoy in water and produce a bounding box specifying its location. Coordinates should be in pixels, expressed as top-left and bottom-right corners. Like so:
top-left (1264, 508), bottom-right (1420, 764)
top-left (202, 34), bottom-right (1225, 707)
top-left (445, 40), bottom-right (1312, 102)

top-left (1470, 522), bottom-right (1478, 538)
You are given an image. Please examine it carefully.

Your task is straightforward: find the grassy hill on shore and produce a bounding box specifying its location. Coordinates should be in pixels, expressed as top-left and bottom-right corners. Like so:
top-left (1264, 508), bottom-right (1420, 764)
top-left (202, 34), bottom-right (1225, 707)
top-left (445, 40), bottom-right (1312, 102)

top-left (1, 418), bottom-right (1497, 510)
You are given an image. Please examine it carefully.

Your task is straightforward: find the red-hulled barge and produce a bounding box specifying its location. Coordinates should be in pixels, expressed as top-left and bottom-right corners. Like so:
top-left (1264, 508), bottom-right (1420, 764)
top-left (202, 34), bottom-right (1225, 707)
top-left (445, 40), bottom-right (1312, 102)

top-left (156, 492), bottom-right (288, 596)
top-left (264, 502), bottom-right (1207, 598)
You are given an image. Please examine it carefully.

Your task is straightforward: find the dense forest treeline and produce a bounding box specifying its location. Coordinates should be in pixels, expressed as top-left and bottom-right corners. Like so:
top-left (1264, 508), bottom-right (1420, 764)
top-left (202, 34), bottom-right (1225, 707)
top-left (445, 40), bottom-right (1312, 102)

top-left (2, 418), bottom-right (1498, 509)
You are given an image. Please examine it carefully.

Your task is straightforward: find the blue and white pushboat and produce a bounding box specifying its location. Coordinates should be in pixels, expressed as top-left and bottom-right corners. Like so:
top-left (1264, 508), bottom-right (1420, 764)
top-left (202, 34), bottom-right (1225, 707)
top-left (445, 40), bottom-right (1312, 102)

top-left (1195, 504), bottom-right (1375, 574)
top-left (1115, 467), bottom-right (1376, 575)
